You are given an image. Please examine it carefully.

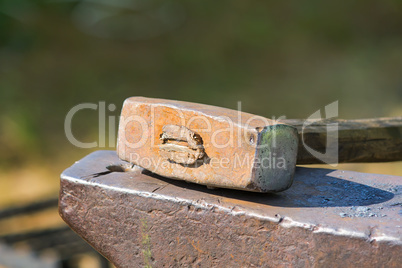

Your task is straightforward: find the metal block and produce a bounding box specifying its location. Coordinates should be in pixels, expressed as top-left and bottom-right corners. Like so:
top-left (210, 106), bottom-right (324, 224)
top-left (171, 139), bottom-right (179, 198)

top-left (59, 151), bottom-right (402, 267)
top-left (117, 97), bottom-right (299, 192)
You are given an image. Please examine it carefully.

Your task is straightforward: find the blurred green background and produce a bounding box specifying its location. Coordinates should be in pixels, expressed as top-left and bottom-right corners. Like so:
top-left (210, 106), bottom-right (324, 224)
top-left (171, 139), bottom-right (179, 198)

top-left (0, 0), bottom-right (401, 213)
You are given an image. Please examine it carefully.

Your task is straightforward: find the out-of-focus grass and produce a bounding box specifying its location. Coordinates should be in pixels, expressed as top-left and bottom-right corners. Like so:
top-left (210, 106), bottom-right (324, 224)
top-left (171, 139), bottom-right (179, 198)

top-left (302, 162), bottom-right (402, 177)
top-left (0, 208), bottom-right (64, 236)
top-left (0, 1), bottom-right (401, 207)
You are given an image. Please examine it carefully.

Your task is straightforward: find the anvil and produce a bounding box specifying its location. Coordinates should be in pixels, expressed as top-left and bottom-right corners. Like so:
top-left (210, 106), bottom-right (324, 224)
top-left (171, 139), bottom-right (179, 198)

top-left (59, 151), bottom-right (402, 267)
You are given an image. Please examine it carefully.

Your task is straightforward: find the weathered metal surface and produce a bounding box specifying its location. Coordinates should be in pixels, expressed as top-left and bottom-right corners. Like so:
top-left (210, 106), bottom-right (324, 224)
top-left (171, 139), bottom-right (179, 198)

top-left (282, 117), bottom-right (402, 164)
top-left (59, 151), bottom-right (401, 267)
top-left (117, 97), bottom-right (299, 193)
top-left (159, 124), bottom-right (205, 165)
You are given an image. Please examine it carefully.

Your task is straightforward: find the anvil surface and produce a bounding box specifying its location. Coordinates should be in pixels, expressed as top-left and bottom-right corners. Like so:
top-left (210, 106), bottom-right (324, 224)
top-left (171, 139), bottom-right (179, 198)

top-left (59, 151), bottom-right (401, 267)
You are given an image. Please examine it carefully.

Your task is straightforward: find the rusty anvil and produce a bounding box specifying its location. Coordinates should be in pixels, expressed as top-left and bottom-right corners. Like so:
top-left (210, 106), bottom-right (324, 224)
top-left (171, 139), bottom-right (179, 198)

top-left (59, 151), bottom-right (402, 267)
top-left (117, 97), bottom-right (402, 193)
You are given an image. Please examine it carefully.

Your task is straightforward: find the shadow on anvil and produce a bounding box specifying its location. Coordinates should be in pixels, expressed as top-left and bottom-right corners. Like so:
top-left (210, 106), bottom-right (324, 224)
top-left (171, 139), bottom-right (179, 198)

top-left (141, 168), bottom-right (395, 208)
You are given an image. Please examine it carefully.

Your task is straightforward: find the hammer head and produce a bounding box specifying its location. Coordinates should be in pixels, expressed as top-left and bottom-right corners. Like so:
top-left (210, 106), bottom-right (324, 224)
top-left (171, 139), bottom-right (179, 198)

top-left (117, 97), bottom-right (298, 192)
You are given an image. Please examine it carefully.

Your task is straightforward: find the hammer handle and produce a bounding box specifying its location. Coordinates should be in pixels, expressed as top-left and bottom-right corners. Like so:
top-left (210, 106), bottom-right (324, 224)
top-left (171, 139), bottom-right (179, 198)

top-left (282, 117), bottom-right (402, 164)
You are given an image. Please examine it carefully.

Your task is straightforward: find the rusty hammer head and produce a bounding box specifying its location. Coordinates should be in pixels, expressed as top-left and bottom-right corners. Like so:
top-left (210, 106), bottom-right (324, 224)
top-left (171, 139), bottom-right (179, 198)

top-left (117, 97), bottom-right (298, 192)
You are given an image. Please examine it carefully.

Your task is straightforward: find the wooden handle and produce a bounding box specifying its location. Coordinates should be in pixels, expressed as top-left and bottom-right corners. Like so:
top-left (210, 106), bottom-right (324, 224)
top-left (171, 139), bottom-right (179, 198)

top-left (282, 117), bottom-right (402, 164)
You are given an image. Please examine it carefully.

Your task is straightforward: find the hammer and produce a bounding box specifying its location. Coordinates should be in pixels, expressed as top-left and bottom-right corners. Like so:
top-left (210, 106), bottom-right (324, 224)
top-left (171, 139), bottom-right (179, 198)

top-left (117, 97), bottom-right (402, 193)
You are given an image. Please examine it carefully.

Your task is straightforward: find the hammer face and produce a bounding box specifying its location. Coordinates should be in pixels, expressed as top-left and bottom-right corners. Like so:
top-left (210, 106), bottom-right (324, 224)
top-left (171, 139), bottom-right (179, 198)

top-left (117, 97), bottom-right (298, 192)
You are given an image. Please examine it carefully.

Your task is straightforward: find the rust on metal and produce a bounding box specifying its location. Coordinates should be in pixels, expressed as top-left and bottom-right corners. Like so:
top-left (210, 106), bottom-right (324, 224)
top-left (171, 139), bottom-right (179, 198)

top-left (59, 151), bottom-right (402, 268)
top-left (117, 97), bottom-right (299, 193)
top-left (159, 124), bottom-right (205, 165)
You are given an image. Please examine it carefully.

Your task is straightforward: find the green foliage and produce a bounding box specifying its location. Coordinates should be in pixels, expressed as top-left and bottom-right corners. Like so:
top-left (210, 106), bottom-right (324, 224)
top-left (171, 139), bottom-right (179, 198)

top-left (1, 0), bottom-right (402, 167)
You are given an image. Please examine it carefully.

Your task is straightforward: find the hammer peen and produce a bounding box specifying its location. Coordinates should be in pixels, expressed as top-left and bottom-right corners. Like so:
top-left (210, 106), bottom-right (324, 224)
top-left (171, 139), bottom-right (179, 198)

top-left (117, 97), bottom-right (402, 193)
